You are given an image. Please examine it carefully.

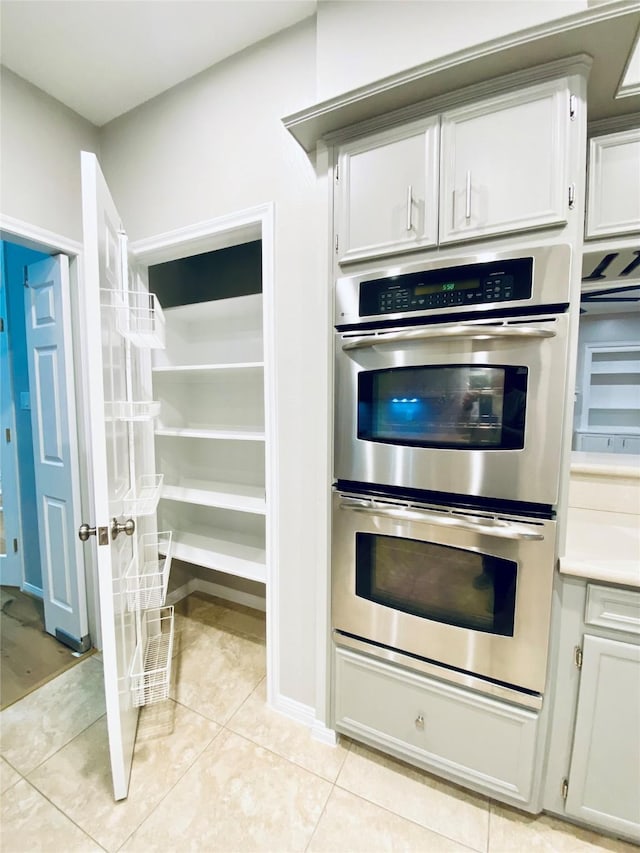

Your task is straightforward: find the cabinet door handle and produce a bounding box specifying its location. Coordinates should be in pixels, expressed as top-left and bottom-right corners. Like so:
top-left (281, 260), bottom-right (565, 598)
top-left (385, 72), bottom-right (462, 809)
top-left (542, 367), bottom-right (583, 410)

top-left (465, 170), bottom-right (472, 220)
top-left (415, 714), bottom-right (425, 731)
top-left (406, 184), bottom-right (413, 231)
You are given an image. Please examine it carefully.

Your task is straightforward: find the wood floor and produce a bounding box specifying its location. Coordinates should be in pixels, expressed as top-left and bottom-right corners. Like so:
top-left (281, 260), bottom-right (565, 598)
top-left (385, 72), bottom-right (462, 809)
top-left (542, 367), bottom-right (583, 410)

top-left (0, 586), bottom-right (89, 710)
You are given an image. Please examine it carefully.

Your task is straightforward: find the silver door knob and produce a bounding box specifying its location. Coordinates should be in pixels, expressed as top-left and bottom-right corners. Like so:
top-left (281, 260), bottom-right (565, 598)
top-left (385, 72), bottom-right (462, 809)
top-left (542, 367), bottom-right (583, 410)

top-left (111, 518), bottom-right (135, 539)
top-left (78, 523), bottom-right (96, 541)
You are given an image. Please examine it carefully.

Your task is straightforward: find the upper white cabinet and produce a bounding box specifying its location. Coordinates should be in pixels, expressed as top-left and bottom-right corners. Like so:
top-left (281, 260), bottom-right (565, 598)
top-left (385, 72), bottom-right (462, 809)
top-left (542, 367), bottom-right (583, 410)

top-left (335, 116), bottom-right (440, 264)
top-left (334, 77), bottom-right (577, 263)
top-left (585, 127), bottom-right (640, 239)
top-left (439, 79), bottom-right (571, 244)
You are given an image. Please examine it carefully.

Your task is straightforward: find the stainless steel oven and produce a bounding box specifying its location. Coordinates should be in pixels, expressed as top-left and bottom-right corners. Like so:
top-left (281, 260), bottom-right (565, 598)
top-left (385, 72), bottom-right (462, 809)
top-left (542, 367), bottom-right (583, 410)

top-left (332, 488), bottom-right (557, 706)
top-left (334, 245), bottom-right (572, 509)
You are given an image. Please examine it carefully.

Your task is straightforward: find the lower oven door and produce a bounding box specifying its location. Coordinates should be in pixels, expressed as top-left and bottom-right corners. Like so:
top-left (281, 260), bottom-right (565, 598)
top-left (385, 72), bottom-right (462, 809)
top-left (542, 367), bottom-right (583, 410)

top-left (331, 490), bottom-right (557, 696)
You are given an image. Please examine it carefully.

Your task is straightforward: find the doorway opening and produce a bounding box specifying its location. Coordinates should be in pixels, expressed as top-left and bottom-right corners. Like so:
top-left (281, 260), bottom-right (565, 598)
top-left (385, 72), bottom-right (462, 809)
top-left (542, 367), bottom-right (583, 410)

top-left (0, 238), bottom-right (90, 708)
top-left (131, 202), bottom-right (277, 709)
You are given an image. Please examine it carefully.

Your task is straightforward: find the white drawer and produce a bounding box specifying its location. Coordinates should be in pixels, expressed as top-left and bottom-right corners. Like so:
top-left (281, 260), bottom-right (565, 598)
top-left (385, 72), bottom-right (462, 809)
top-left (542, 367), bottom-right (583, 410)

top-left (334, 646), bottom-right (539, 805)
top-left (585, 585), bottom-right (640, 636)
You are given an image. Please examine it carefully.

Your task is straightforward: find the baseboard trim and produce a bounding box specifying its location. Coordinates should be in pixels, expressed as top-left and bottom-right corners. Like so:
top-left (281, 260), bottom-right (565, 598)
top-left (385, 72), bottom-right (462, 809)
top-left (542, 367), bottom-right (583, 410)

top-left (165, 577), bottom-right (266, 612)
top-left (22, 582), bottom-right (43, 599)
top-left (311, 720), bottom-right (339, 747)
top-left (269, 692), bottom-right (316, 727)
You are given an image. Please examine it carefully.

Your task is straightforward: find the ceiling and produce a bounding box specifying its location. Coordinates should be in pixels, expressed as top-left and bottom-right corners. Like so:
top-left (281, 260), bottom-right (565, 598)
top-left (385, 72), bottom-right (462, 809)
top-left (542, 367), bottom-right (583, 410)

top-left (0, 0), bottom-right (317, 126)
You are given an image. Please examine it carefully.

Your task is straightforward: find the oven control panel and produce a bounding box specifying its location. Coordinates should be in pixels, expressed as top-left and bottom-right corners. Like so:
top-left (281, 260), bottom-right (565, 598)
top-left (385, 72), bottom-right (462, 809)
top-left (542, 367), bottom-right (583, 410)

top-left (359, 257), bottom-right (533, 317)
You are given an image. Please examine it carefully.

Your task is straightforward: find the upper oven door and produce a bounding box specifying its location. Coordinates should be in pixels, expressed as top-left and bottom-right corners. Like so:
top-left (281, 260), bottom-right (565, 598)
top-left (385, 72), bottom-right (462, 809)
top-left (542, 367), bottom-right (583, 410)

top-left (334, 311), bottom-right (570, 506)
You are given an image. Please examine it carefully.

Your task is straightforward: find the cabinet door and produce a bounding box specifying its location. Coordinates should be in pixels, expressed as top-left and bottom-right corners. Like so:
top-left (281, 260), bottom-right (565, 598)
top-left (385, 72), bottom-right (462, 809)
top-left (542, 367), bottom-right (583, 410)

top-left (439, 79), bottom-right (570, 244)
top-left (334, 647), bottom-right (538, 805)
top-left (577, 434), bottom-right (615, 453)
top-left (586, 128), bottom-right (640, 238)
top-left (565, 634), bottom-right (640, 841)
top-left (617, 435), bottom-right (640, 454)
top-left (335, 116), bottom-right (439, 264)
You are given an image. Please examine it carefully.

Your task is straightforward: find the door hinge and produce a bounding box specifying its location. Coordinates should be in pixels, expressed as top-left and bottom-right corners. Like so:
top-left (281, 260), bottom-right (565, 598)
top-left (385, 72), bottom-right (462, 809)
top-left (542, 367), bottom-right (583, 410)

top-left (574, 645), bottom-right (583, 669)
top-left (23, 266), bottom-right (29, 288)
top-left (568, 183), bottom-right (576, 209)
top-left (335, 234), bottom-right (339, 254)
top-left (0, 317), bottom-right (4, 333)
top-left (335, 160), bottom-right (339, 182)
top-left (569, 94), bottom-right (577, 120)
top-left (562, 778), bottom-right (569, 800)
top-left (5, 427), bottom-right (11, 443)
top-left (13, 538), bottom-right (18, 554)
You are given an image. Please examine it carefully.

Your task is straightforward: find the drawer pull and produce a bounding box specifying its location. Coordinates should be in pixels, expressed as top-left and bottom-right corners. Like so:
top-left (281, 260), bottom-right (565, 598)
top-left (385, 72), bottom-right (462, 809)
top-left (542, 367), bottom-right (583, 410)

top-left (415, 714), bottom-right (425, 731)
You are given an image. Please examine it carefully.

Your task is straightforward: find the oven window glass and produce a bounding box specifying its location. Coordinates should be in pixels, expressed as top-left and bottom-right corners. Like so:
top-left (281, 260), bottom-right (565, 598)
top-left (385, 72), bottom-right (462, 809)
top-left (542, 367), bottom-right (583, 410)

top-left (355, 533), bottom-right (516, 636)
top-left (358, 365), bottom-right (527, 449)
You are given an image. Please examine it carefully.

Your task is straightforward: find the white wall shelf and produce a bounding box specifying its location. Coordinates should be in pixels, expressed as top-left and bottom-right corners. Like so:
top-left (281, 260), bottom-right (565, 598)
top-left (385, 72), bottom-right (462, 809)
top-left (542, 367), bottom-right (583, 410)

top-left (155, 426), bottom-right (265, 441)
top-left (153, 362), bottom-right (263, 374)
top-left (161, 479), bottom-right (266, 514)
top-left (159, 528), bottom-right (266, 584)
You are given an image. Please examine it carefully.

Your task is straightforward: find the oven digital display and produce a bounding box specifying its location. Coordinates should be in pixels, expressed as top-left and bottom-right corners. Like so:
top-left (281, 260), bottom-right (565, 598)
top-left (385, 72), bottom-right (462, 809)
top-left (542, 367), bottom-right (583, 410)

top-left (414, 279), bottom-right (479, 296)
top-left (358, 257), bottom-right (533, 316)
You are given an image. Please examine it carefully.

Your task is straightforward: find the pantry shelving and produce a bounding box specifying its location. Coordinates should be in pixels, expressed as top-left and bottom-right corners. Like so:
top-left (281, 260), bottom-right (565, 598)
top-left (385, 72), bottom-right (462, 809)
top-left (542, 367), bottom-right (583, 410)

top-left (150, 285), bottom-right (268, 588)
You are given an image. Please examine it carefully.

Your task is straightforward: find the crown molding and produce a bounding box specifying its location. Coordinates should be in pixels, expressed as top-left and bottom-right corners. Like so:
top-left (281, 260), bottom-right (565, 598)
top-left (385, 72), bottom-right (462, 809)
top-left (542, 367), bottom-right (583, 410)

top-left (283, 2), bottom-right (640, 152)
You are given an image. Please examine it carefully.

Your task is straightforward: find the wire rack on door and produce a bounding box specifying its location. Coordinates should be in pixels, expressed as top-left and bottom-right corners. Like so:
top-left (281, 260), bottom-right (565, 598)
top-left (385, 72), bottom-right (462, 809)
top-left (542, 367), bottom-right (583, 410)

top-left (124, 531), bottom-right (173, 612)
top-left (130, 606), bottom-right (174, 707)
top-left (100, 287), bottom-right (166, 349)
top-left (122, 474), bottom-right (164, 517)
top-left (104, 400), bottom-right (161, 422)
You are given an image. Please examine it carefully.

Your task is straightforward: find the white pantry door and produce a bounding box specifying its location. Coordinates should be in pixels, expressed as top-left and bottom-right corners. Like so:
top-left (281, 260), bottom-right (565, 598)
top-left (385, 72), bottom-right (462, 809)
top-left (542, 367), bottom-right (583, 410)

top-left (80, 151), bottom-right (141, 800)
top-left (24, 254), bottom-right (89, 650)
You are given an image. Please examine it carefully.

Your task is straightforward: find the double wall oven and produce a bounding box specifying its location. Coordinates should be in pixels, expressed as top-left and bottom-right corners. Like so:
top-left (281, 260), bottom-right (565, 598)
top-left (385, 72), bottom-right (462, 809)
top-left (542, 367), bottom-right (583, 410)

top-left (332, 245), bottom-right (572, 707)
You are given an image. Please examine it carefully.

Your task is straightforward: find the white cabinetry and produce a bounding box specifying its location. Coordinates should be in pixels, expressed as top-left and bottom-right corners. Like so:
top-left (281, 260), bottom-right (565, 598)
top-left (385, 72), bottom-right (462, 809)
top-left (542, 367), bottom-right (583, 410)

top-left (439, 79), bottom-right (570, 244)
top-left (563, 585), bottom-right (640, 841)
top-left (575, 433), bottom-right (640, 454)
top-left (576, 341), bottom-right (640, 452)
top-left (335, 116), bottom-right (440, 264)
top-left (334, 646), bottom-right (540, 807)
top-left (585, 127), bottom-right (640, 239)
top-left (334, 76), bottom-right (576, 264)
top-left (153, 293), bottom-right (267, 584)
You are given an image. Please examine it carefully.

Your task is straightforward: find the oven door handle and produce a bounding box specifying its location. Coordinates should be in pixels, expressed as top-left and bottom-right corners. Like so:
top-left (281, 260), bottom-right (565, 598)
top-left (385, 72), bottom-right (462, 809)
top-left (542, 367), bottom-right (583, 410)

top-left (339, 499), bottom-right (545, 541)
top-left (341, 324), bottom-right (556, 350)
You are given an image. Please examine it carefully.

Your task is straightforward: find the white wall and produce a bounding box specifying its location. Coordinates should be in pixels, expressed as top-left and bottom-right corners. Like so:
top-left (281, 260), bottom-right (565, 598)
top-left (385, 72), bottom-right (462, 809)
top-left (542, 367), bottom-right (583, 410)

top-left (100, 19), bottom-right (322, 707)
top-left (0, 68), bottom-right (100, 242)
top-left (315, 0), bottom-right (588, 101)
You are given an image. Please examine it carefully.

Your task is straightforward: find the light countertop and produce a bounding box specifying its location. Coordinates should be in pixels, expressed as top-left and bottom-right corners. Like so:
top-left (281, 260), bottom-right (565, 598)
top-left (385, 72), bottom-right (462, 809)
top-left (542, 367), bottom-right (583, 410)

top-left (559, 452), bottom-right (640, 589)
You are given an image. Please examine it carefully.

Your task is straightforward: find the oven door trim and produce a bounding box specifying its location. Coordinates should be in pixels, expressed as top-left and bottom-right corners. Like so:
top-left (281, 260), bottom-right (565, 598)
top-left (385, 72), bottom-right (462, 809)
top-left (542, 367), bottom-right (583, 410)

top-left (333, 631), bottom-right (543, 710)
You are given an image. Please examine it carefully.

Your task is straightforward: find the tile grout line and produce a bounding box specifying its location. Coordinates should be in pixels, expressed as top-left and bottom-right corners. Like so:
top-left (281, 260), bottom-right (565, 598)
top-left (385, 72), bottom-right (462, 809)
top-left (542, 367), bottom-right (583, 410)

top-left (0, 656), bottom-right (107, 777)
top-left (331, 772), bottom-right (489, 853)
top-left (114, 707), bottom-right (226, 853)
top-left (16, 775), bottom-right (109, 853)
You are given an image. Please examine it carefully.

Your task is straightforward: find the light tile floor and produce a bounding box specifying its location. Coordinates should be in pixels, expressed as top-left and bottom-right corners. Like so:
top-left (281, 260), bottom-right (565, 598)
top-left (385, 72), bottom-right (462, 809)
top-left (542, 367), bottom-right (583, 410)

top-left (0, 592), bottom-right (637, 853)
